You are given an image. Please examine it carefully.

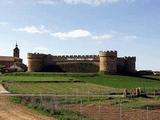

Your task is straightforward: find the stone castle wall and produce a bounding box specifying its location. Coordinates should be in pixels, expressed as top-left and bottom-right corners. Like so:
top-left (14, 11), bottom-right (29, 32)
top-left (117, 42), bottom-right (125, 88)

top-left (28, 53), bottom-right (99, 72)
top-left (117, 57), bottom-right (136, 74)
top-left (27, 51), bottom-right (136, 74)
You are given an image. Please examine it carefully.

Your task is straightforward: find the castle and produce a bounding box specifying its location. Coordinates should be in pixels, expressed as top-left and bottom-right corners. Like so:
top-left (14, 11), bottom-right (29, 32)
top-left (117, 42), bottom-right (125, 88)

top-left (0, 44), bottom-right (27, 72)
top-left (28, 51), bottom-right (136, 74)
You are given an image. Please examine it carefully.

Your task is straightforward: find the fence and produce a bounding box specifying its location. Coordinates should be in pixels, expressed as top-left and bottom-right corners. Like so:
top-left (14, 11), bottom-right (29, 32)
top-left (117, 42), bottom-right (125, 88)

top-left (5, 94), bottom-right (160, 120)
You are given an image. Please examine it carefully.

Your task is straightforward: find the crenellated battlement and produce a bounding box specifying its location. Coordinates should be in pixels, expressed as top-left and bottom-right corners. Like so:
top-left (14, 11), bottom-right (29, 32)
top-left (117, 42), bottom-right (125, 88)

top-left (99, 51), bottom-right (117, 57)
top-left (121, 56), bottom-right (136, 62)
top-left (27, 53), bottom-right (46, 59)
top-left (27, 51), bottom-right (136, 74)
top-left (28, 53), bottom-right (99, 61)
top-left (118, 57), bottom-right (136, 60)
top-left (124, 56), bottom-right (136, 61)
top-left (52, 55), bottom-right (98, 61)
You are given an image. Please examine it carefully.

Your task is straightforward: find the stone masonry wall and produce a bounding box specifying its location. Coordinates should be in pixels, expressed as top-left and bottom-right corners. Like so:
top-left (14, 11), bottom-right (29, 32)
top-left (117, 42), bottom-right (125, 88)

top-left (27, 52), bottom-right (136, 74)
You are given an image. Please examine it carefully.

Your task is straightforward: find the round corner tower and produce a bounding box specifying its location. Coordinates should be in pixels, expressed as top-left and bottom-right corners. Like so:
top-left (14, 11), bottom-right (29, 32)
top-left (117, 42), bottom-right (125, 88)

top-left (27, 53), bottom-right (45, 72)
top-left (99, 51), bottom-right (117, 74)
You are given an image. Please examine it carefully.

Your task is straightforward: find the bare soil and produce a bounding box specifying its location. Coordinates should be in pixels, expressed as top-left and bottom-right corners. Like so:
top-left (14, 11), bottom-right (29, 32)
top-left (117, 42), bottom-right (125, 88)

top-left (70, 102), bottom-right (160, 120)
top-left (0, 96), bottom-right (56, 120)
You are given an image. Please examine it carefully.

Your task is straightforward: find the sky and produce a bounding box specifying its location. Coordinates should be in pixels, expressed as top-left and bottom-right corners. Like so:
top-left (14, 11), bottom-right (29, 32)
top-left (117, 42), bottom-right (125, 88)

top-left (0, 0), bottom-right (160, 70)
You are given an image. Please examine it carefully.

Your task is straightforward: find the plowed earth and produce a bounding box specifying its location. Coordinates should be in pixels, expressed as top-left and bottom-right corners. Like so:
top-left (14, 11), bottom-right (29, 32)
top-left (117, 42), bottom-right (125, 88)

top-left (70, 103), bottom-right (160, 120)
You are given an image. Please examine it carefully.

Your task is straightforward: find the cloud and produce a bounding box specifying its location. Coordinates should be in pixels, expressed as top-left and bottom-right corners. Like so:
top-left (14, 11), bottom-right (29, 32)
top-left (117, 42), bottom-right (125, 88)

top-left (0, 22), bottom-right (8, 26)
top-left (51, 29), bottom-right (137, 42)
top-left (51, 29), bottom-right (91, 40)
top-left (36, 0), bottom-right (136, 6)
top-left (92, 34), bottom-right (113, 40)
top-left (123, 35), bottom-right (137, 40)
top-left (36, 0), bottom-right (57, 5)
top-left (12, 25), bottom-right (137, 42)
top-left (32, 47), bottom-right (49, 53)
top-left (63, 0), bottom-right (107, 5)
top-left (13, 25), bottom-right (49, 34)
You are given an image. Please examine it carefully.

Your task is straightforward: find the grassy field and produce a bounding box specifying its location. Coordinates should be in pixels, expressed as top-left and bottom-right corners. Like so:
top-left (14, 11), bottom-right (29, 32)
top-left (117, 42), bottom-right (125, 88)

top-left (78, 75), bottom-right (160, 91)
top-left (108, 97), bottom-right (160, 109)
top-left (0, 75), bottom-right (75, 82)
top-left (10, 95), bottom-right (160, 120)
top-left (1, 72), bottom-right (160, 92)
top-left (143, 75), bottom-right (160, 80)
top-left (2, 72), bottom-right (160, 120)
top-left (4, 82), bottom-right (121, 94)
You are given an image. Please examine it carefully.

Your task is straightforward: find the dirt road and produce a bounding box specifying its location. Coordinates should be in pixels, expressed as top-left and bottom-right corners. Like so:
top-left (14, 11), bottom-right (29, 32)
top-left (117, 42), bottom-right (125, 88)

top-left (0, 84), bottom-right (55, 120)
top-left (0, 84), bottom-right (10, 94)
top-left (0, 96), bottom-right (56, 120)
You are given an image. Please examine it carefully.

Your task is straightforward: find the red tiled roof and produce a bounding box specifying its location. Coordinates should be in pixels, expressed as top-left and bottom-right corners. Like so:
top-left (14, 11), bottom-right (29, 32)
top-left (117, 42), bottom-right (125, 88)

top-left (0, 56), bottom-right (21, 62)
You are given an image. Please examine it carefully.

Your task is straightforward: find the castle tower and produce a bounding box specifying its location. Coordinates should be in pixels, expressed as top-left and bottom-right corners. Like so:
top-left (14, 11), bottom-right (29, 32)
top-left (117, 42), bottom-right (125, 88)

top-left (125, 57), bottom-right (136, 73)
top-left (13, 43), bottom-right (20, 58)
top-left (27, 53), bottom-right (45, 72)
top-left (99, 51), bottom-right (117, 74)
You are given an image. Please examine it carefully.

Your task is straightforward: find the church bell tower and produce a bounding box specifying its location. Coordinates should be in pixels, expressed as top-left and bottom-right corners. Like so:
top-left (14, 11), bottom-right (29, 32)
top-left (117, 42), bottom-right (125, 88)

top-left (13, 43), bottom-right (20, 58)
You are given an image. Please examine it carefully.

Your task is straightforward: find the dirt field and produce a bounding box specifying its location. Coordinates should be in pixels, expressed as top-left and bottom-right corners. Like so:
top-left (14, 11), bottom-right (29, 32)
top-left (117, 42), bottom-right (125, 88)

top-left (0, 84), bottom-right (55, 120)
top-left (0, 96), bottom-right (56, 120)
top-left (70, 103), bottom-right (160, 120)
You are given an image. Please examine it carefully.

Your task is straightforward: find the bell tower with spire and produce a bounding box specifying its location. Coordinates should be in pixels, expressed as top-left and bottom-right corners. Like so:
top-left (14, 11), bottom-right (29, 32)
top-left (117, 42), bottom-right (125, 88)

top-left (13, 43), bottom-right (20, 58)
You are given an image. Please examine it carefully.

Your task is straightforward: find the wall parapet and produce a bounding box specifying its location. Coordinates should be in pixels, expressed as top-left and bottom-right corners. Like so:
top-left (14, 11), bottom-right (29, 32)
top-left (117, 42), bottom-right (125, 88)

top-left (124, 56), bottom-right (136, 60)
top-left (27, 53), bottom-right (46, 59)
top-left (28, 53), bottom-right (99, 61)
top-left (52, 55), bottom-right (98, 61)
top-left (99, 51), bottom-right (117, 57)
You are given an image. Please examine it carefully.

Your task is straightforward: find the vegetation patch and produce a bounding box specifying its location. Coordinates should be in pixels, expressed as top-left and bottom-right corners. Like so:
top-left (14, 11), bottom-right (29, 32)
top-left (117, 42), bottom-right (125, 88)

top-left (10, 96), bottom-right (95, 120)
top-left (4, 73), bottom-right (160, 120)
top-left (142, 75), bottom-right (160, 80)
top-left (108, 97), bottom-right (160, 109)
top-left (2, 72), bottom-right (98, 77)
top-left (76, 75), bottom-right (160, 92)
top-left (1, 73), bottom-right (160, 93)
top-left (4, 82), bottom-right (120, 94)
top-left (0, 75), bottom-right (76, 82)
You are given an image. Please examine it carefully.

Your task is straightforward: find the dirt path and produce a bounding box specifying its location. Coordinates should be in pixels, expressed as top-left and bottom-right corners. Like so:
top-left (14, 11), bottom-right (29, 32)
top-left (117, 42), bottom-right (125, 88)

top-left (0, 84), bottom-right (10, 94)
top-left (0, 96), bottom-right (56, 120)
top-left (0, 84), bottom-right (56, 120)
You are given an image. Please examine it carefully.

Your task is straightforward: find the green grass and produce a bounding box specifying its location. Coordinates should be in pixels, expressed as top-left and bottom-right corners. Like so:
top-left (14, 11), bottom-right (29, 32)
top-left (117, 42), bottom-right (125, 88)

top-left (6, 73), bottom-right (160, 119)
top-left (143, 75), bottom-right (160, 80)
top-left (77, 75), bottom-right (160, 91)
top-left (10, 96), bottom-right (93, 120)
top-left (108, 97), bottom-right (160, 109)
top-left (4, 82), bottom-right (120, 94)
top-left (10, 95), bottom-right (160, 111)
top-left (0, 76), bottom-right (76, 82)
top-left (3, 72), bottom-right (98, 77)
top-left (0, 72), bottom-right (94, 82)
top-left (1, 72), bottom-right (160, 92)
